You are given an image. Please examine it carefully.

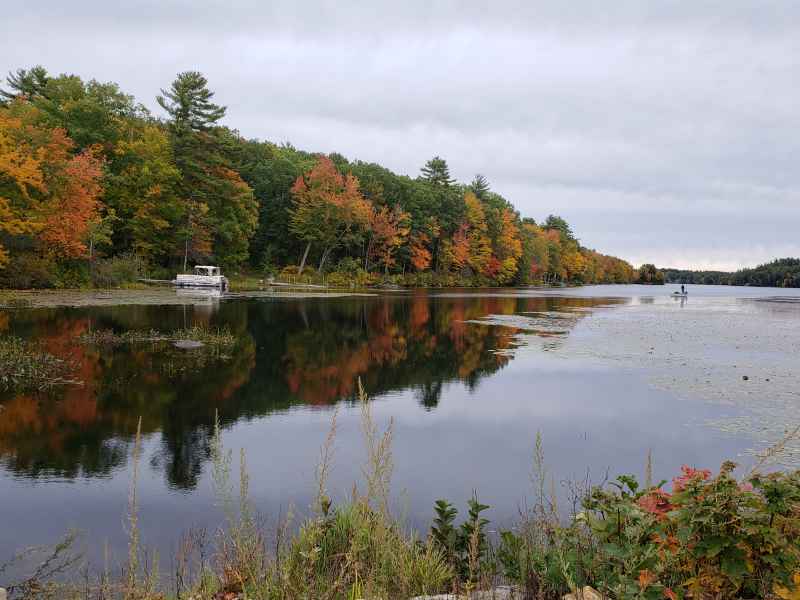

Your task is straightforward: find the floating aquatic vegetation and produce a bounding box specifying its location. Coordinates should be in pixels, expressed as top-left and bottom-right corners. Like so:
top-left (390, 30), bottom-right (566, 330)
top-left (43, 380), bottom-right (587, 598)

top-left (0, 295), bottom-right (33, 309)
top-left (78, 325), bottom-right (236, 348)
top-left (0, 336), bottom-right (78, 391)
top-left (559, 299), bottom-right (800, 466)
top-left (465, 311), bottom-right (579, 334)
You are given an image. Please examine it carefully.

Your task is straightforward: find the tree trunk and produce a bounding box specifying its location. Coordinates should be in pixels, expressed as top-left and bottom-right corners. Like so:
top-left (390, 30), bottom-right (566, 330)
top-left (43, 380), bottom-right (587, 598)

top-left (89, 238), bottom-right (94, 284)
top-left (183, 235), bottom-right (189, 273)
top-left (318, 247), bottom-right (331, 273)
top-left (364, 237), bottom-right (373, 271)
top-left (299, 242), bottom-right (311, 273)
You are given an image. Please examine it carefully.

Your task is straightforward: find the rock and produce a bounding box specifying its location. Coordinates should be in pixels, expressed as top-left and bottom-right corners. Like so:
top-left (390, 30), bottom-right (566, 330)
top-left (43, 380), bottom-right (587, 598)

top-left (562, 586), bottom-right (605, 600)
top-left (173, 339), bottom-right (205, 349)
top-left (411, 588), bottom-right (519, 599)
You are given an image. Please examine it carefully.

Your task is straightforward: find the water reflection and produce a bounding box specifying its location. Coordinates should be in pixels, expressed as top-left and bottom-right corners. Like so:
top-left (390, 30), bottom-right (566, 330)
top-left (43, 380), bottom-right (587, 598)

top-left (0, 293), bottom-right (621, 489)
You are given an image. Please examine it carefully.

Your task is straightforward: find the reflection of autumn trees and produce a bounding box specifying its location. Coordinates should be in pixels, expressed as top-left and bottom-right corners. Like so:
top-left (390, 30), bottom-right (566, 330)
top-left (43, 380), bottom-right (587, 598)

top-left (0, 294), bottom-right (619, 486)
top-left (0, 304), bottom-right (255, 488)
top-left (279, 294), bottom-right (603, 407)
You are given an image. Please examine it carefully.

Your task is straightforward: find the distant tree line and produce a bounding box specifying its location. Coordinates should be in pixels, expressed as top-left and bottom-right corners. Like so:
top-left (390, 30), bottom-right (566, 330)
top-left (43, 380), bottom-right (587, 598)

top-left (0, 66), bottom-right (639, 289)
top-left (663, 258), bottom-right (800, 288)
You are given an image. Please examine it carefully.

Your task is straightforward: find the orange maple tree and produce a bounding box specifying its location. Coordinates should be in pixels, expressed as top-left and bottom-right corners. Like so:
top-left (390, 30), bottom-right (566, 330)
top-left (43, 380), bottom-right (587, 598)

top-left (39, 147), bottom-right (104, 258)
top-left (0, 101), bottom-right (103, 266)
top-left (289, 156), bottom-right (371, 272)
top-left (369, 205), bottom-right (410, 274)
top-left (409, 233), bottom-right (432, 271)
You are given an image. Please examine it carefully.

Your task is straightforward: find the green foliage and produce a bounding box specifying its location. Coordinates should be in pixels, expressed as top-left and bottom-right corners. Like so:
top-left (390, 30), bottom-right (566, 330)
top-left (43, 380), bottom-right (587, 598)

top-left (157, 71), bottom-right (225, 130)
top-left (1, 65), bottom-right (638, 290)
top-left (284, 501), bottom-right (452, 599)
top-left (420, 155), bottom-right (455, 187)
top-left (430, 499), bottom-right (459, 567)
top-left (158, 72), bottom-right (257, 269)
top-left (543, 214), bottom-right (575, 242)
top-left (429, 493), bottom-right (493, 587)
top-left (90, 254), bottom-right (145, 288)
top-left (52, 261), bottom-right (90, 289)
top-left (497, 464), bottom-right (800, 600)
top-left (469, 173), bottom-right (491, 199)
top-left (664, 258), bottom-right (800, 288)
top-left (0, 254), bottom-right (56, 289)
top-left (637, 263), bottom-right (665, 285)
top-left (1, 65), bottom-right (50, 101)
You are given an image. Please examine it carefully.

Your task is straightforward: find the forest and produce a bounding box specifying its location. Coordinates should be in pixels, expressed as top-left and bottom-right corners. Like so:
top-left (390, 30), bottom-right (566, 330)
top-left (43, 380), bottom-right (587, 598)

top-left (663, 258), bottom-right (800, 288)
top-left (0, 66), bottom-right (640, 289)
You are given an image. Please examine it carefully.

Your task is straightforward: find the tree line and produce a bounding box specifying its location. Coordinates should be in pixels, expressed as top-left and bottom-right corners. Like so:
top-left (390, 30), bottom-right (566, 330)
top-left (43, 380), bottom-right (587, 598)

top-left (663, 258), bottom-right (800, 288)
top-left (0, 66), bottom-right (639, 289)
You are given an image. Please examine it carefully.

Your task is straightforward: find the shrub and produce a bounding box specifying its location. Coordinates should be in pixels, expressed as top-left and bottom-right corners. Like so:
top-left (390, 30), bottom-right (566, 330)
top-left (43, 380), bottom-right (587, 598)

top-left (0, 253), bottom-right (56, 289)
top-left (279, 265), bottom-right (314, 277)
top-left (325, 271), bottom-right (351, 288)
top-left (498, 463), bottom-right (800, 600)
top-left (580, 463), bottom-right (800, 599)
top-left (90, 254), bottom-right (145, 288)
top-left (429, 494), bottom-right (493, 589)
top-left (53, 261), bottom-right (90, 289)
top-left (335, 256), bottom-right (363, 275)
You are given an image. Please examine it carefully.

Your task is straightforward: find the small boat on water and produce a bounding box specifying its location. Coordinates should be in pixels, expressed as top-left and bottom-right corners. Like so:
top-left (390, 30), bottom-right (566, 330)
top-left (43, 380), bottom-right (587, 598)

top-left (174, 265), bottom-right (229, 290)
top-left (672, 284), bottom-right (689, 298)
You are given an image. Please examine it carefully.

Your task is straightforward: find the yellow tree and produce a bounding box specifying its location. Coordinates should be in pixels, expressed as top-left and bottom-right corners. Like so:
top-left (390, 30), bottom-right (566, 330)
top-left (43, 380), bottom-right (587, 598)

top-left (108, 123), bottom-right (183, 262)
top-left (0, 109), bottom-right (45, 267)
top-left (0, 101), bottom-right (102, 267)
top-left (562, 250), bottom-right (587, 282)
top-left (493, 208), bottom-right (522, 284)
top-left (463, 192), bottom-right (492, 276)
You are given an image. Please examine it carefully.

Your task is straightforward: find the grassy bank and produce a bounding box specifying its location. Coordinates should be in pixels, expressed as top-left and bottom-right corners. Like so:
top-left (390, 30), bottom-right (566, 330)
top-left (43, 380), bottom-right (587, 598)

top-left (1, 387), bottom-right (799, 599)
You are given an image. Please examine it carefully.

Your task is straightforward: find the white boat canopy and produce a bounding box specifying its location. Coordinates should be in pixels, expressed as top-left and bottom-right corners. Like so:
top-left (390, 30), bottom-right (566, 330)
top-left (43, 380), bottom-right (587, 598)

top-left (193, 266), bottom-right (222, 276)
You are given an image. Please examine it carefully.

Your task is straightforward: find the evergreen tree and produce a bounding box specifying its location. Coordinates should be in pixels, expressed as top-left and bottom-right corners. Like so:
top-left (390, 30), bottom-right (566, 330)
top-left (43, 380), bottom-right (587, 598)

top-left (543, 214), bottom-right (575, 242)
top-left (469, 174), bottom-right (490, 199)
top-left (157, 71), bottom-right (226, 131)
top-left (420, 156), bottom-right (455, 186)
top-left (157, 72), bottom-right (256, 268)
top-left (1, 65), bottom-right (50, 101)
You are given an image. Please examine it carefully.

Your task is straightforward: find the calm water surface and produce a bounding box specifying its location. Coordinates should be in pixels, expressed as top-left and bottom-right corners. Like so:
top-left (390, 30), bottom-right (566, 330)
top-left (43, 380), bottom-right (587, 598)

top-left (1, 285), bottom-right (798, 566)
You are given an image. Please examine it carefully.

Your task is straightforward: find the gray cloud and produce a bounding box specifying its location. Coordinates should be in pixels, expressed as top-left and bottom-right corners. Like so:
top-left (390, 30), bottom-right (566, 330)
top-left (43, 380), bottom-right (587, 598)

top-left (3, 1), bottom-right (799, 269)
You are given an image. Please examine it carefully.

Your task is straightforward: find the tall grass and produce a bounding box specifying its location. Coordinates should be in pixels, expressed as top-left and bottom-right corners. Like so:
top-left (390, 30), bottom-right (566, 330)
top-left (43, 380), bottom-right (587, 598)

top-left (2, 390), bottom-right (799, 600)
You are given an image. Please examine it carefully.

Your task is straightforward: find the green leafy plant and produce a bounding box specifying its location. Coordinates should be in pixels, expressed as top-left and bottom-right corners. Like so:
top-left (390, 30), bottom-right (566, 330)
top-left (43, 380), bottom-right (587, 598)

top-left (583, 463), bottom-right (800, 599)
top-left (429, 493), bottom-right (493, 590)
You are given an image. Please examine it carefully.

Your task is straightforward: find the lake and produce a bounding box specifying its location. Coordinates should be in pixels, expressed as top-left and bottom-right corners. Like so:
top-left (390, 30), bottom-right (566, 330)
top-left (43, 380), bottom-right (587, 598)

top-left (1, 284), bottom-right (799, 570)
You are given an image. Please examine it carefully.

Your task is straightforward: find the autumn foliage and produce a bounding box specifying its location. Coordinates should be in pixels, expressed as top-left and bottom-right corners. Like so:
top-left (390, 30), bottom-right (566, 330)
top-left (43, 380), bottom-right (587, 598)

top-left (0, 65), bottom-right (638, 288)
top-left (0, 102), bottom-right (102, 267)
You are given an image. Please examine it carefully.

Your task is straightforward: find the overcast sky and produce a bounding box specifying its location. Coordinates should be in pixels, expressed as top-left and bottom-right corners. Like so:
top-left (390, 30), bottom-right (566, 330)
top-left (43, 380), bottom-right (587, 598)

top-left (3, 1), bottom-right (799, 269)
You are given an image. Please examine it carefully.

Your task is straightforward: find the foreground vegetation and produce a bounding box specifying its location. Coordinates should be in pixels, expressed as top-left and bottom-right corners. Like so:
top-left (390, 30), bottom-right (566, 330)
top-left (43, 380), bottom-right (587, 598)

top-left (1, 385), bottom-right (798, 600)
top-left (0, 66), bottom-right (639, 291)
top-left (663, 258), bottom-right (800, 288)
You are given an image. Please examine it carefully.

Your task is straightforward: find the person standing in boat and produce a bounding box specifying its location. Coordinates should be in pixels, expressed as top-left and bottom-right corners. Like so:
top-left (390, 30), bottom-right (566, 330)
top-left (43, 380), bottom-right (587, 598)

top-left (681, 283), bottom-right (686, 294)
